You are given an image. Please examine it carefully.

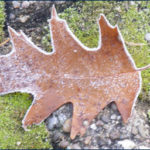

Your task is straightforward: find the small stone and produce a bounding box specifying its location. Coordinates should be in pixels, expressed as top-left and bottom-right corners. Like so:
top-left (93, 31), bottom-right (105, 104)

top-left (90, 124), bottom-right (97, 130)
top-left (145, 33), bottom-right (150, 42)
top-left (96, 120), bottom-right (104, 126)
top-left (22, 1), bottom-right (30, 8)
top-left (83, 120), bottom-right (89, 127)
top-left (58, 113), bottom-right (67, 125)
top-left (19, 15), bottom-right (29, 23)
top-left (47, 115), bottom-right (58, 130)
top-left (9, 13), bottom-right (15, 20)
top-left (109, 129), bottom-right (120, 140)
top-left (84, 136), bottom-right (91, 145)
top-left (12, 1), bottom-right (20, 9)
top-left (52, 132), bottom-right (64, 141)
top-left (117, 116), bottom-right (121, 120)
top-left (139, 146), bottom-right (150, 149)
top-left (118, 139), bottom-right (135, 149)
top-left (111, 103), bottom-right (118, 111)
top-left (138, 123), bottom-right (149, 138)
top-left (17, 141), bottom-right (21, 146)
top-left (59, 140), bottom-right (69, 148)
top-left (130, 1), bottom-right (136, 5)
top-left (63, 118), bottom-right (72, 133)
top-left (131, 126), bottom-right (138, 135)
top-left (110, 114), bottom-right (117, 120)
top-left (69, 144), bottom-right (81, 149)
top-left (101, 113), bottom-right (110, 123)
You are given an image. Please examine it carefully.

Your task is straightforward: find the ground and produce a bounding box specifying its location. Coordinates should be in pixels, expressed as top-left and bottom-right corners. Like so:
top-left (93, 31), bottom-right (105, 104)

top-left (0, 1), bottom-right (150, 149)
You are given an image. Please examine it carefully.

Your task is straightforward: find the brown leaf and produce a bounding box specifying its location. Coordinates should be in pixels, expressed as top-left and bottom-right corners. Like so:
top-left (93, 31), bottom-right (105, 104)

top-left (0, 6), bottom-right (150, 139)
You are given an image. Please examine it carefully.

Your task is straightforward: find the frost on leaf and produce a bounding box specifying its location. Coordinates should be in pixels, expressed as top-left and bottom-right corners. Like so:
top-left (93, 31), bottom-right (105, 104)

top-left (1, 6), bottom-right (150, 139)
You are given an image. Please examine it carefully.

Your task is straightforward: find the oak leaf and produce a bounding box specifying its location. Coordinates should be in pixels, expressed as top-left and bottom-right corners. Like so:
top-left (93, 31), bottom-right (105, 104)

top-left (1, 6), bottom-right (150, 139)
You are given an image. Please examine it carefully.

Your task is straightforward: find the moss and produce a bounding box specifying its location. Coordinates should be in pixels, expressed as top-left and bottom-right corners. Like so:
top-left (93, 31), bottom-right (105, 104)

top-left (0, 1), bottom-right (5, 42)
top-left (0, 93), bottom-right (51, 149)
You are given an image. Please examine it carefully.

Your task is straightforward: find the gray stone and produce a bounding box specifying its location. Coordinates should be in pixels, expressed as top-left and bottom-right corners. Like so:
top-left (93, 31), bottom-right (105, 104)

top-left (101, 113), bottom-right (110, 123)
top-left (59, 140), bottom-right (69, 148)
top-left (132, 126), bottom-right (138, 135)
top-left (47, 115), bottom-right (58, 130)
top-left (138, 123), bottom-right (149, 138)
top-left (111, 103), bottom-right (118, 111)
top-left (9, 13), bottom-right (15, 20)
top-left (58, 113), bottom-right (67, 125)
top-left (68, 144), bottom-right (81, 149)
top-left (109, 129), bottom-right (120, 140)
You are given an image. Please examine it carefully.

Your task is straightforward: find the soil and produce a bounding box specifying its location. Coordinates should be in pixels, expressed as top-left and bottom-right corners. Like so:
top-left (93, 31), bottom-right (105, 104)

top-left (1, 1), bottom-right (150, 149)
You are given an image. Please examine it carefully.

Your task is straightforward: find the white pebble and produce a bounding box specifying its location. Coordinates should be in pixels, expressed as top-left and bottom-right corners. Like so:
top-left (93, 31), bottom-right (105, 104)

top-left (90, 124), bottom-right (97, 130)
top-left (139, 146), bottom-right (150, 149)
top-left (12, 1), bottom-right (20, 9)
top-left (22, 1), bottom-right (30, 8)
top-left (145, 33), bottom-right (150, 41)
top-left (118, 139), bottom-right (135, 149)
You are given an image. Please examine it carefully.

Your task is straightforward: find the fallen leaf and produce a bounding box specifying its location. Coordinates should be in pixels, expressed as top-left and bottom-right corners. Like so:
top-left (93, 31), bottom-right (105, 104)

top-left (0, 6), bottom-right (150, 139)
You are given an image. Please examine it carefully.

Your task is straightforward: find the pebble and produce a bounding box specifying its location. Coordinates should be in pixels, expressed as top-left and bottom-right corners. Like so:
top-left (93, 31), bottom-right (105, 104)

top-left (52, 132), bottom-right (64, 141)
top-left (130, 1), bottom-right (136, 5)
top-left (59, 140), bottom-right (69, 148)
top-left (19, 15), bottom-right (29, 23)
top-left (139, 146), bottom-right (150, 149)
top-left (17, 141), bottom-right (21, 146)
top-left (22, 1), bottom-right (30, 9)
top-left (84, 136), bottom-right (91, 145)
top-left (118, 139), bottom-right (135, 149)
top-left (131, 126), bottom-right (138, 135)
top-left (90, 124), bottom-right (97, 130)
top-left (111, 103), bottom-right (118, 111)
top-left (47, 115), bottom-right (58, 130)
top-left (63, 118), bottom-right (72, 133)
top-left (83, 120), bottom-right (89, 127)
top-left (110, 114), bottom-right (117, 120)
top-left (109, 129), bottom-right (120, 140)
top-left (145, 33), bottom-right (150, 42)
top-left (12, 1), bottom-right (20, 9)
top-left (68, 144), bottom-right (81, 149)
top-left (138, 123), bottom-right (148, 138)
top-left (101, 113), bottom-right (110, 123)
top-left (58, 113), bottom-right (67, 125)
top-left (9, 13), bottom-right (15, 20)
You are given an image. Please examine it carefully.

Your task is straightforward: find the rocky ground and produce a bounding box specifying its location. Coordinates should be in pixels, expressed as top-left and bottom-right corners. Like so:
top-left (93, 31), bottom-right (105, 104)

top-left (46, 101), bottom-right (150, 149)
top-left (2, 1), bottom-right (150, 149)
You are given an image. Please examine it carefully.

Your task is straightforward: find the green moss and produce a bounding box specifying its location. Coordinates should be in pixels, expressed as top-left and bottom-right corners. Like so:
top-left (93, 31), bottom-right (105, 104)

top-left (0, 1), bottom-right (5, 42)
top-left (0, 93), bottom-right (51, 149)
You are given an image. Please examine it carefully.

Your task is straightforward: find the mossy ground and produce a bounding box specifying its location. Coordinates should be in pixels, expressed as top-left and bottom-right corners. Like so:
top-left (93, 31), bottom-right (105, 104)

top-left (0, 93), bottom-right (51, 149)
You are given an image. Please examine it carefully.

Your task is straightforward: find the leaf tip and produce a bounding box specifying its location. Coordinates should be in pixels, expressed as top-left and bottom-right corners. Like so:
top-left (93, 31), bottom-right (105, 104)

top-left (51, 5), bottom-right (58, 19)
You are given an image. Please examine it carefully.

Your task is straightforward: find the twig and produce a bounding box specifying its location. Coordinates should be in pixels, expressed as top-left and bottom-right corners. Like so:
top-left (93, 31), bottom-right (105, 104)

top-left (125, 41), bottom-right (146, 46)
top-left (0, 38), bottom-right (10, 47)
